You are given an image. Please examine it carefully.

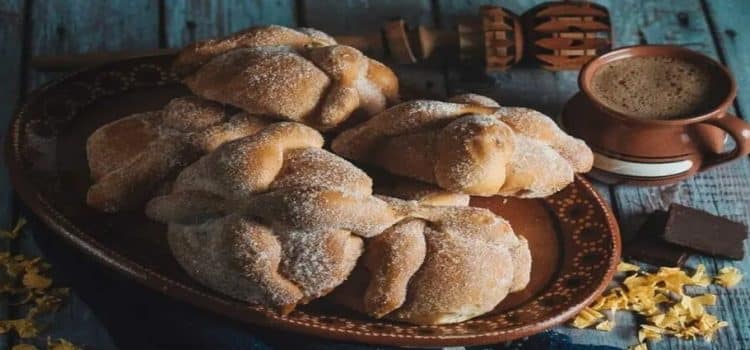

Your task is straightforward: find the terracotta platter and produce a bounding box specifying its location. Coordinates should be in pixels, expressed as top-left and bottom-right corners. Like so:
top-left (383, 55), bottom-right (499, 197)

top-left (6, 55), bottom-right (621, 347)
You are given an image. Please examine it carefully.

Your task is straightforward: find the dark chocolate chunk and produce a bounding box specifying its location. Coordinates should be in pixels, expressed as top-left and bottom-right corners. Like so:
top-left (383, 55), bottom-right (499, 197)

top-left (662, 204), bottom-right (748, 260)
top-left (624, 210), bottom-right (690, 266)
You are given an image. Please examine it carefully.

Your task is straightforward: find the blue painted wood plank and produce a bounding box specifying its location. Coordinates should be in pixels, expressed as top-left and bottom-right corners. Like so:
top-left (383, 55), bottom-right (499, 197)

top-left (436, 1), bottom-right (750, 349)
top-left (0, 1), bottom-right (24, 347)
top-left (603, 1), bottom-right (750, 350)
top-left (704, 1), bottom-right (750, 119)
top-left (0, 0), bottom-right (23, 231)
top-left (163, 0), bottom-right (297, 48)
top-left (301, 0), bottom-right (434, 34)
top-left (29, 0), bottom-right (160, 89)
top-left (435, 0), bottom-right (529, 28)
top-left (23, 0), bottom-right (162, 348)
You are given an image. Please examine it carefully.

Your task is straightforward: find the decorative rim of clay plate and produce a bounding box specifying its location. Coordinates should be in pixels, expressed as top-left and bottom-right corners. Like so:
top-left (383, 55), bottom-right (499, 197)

top-left (5, 55), bottom-right (621, 347)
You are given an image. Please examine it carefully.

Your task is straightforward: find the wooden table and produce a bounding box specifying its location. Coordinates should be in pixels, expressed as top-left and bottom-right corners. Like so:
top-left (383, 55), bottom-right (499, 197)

top-left (1, 1), bottom-right (748, 349)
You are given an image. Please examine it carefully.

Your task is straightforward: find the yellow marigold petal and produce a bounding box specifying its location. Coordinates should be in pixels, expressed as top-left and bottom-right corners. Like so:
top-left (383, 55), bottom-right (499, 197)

top-left (11, 319), bottom-right (38, 338)
top-left (715, 267), bottom-right (742, 288)
top-left (690, 264), bottom-right (711, 287)
top-left (618, 262), bottom-right (641, 272)
top-left (22, 271), bottom-right (53, 290)
top-left (571, 307), bottom-right (604, 329)
top-left (48, 338), bottom-right (83, 350)
top-left (581, 263), bottom-right (730, 344)
top-left (11, 345), bottom-right (38, 350)
top-left (649, 314), bottom-right (666, 327)
top-left (596, 320), bottom-right (615, 331)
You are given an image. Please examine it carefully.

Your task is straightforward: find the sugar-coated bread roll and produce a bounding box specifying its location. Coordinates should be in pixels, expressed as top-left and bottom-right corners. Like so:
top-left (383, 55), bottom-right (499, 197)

top-left (331, 94), bottom-right (593, 198)
top-left (331, 192), bottom-right (531, 325)
top-left (174, 25), bottom-right (398, 131)
top-left (144, 122), bottom-right (531, 322)
top-left (86, 96), bottom-right (270, 212)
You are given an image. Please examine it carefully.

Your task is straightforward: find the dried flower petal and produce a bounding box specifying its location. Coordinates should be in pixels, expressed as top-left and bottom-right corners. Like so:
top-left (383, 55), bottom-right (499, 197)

top-left (595, 319), bottom-right (615, 331)
top-left (571, 307), bottom-right (604, 328)
top-left (576, 263), bottom-right (735, 345)
top-left (22, 271), bottom-right (53, 290)
top-left (48, 338), bottom-right (83, 350)
top-left (0, 319), bottom-right (39, 338)
top-left (638, 324), bottom-right (664, 342)
top-left (715, 267), bottom-right (742, 288)
top-left (618, 262), bottom-right (640, 272)
top-left (11, 344), bottom-right (38, 350)
top-left (0, 218), bottom-right (73, 344)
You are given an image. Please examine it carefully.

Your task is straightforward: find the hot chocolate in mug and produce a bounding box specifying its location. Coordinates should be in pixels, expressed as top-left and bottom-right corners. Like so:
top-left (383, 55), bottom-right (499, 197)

top-left (562, 45), bottom-right (750, 185)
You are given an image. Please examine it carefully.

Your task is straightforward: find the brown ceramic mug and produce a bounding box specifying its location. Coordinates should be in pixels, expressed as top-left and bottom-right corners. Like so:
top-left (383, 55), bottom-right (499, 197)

top-left (562, 45), bottom-right (750, 185)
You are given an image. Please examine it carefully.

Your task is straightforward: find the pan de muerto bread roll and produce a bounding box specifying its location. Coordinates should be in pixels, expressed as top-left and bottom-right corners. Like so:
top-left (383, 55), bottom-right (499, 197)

top-left (173, 25), bottom-right (399, 131)
top-left (330, 190), bottom-right (531, 325)
top-left (86, 96), bottom-right (270, 212)
top-left (331, 94), bottom-right (593, 197)
top-left (144, 122), bottom-right (531, 320)
top-left (145, 123), bottom-right (407, 314)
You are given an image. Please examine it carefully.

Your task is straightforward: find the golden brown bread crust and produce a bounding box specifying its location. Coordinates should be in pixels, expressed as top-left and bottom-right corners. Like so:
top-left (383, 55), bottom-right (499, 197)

top-left (389, 212), bottom-right (517, 324)
top-left (144, 122), bottom-right (531, 321)
top-left (434, 115), bottom-right (515, 194)
top-left (174, 25), bottom-right (399, 131)
top-left (362, 219), bottom-right (426, 318)
top-left (330, 198), bottom-right (532, 325)
top-left (173, 25), bottom-right (337, 77)
top-left (145, 123), bottom-right (407, 313)
top-left (86, 96), bottom-right (270, 212)
top-left (331, 94), bottom-right (593, 198)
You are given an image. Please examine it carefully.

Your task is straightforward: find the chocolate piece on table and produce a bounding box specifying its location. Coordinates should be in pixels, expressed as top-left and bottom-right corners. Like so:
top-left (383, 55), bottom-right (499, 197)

top-left (624, 210), bottom-right (690, 267)
top-left (663, 204), bottom-right (748, 260)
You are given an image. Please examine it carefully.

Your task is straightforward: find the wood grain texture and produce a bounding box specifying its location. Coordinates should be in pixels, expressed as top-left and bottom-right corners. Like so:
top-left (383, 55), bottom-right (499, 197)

top-left (437, 1), bottom-right (749, 349)
top-left (21, 1), bottom-right (162, 348)
top-left (435, 0), bottom-right (528, 28)
top-left (12, 228), bottom-right (117, 349)
top-left (0, 1), bottom-right (25, 347)
top-left (163, 0), bottom-right (297, 48)
top-left (604, 1), bottom-right (750, 349)
top-left (301, 0), bottom-right (433, 34)
top-left (28, 0), bottom-right (160, 89)
top-left (0, 0), bottom-right (24, 228)
top-left (703, 0), bottom-right (750, 119)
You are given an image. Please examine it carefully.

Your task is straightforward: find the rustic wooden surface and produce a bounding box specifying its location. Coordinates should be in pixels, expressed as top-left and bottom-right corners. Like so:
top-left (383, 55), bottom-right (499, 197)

top-left (1, 1), bottom-right (749, 349)
top-left (0, 2), bottom-right (23, 348)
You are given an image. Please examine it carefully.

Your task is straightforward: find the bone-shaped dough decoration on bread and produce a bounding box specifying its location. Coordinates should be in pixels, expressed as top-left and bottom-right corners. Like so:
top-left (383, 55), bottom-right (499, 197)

top-left (330, 184), bottom-right (531, 325)
top-left (144, 123), bottom-right (531, 321)
top-left (173, 25), bottom-right (399, 131)
top-left (331, 94), bottom-right (593, 197)
top-left (86, 96), bottom-right (271, 212)
top-left (145, 123), bottom-right (406, 314)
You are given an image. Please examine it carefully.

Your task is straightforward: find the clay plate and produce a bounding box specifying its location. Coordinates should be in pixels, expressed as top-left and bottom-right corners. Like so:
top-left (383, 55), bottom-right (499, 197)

top-left (6, 55), bottom-right (621, 347)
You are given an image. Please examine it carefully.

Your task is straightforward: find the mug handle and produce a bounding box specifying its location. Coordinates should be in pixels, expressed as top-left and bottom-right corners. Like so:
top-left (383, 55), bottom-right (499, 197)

top-left (699, 115), bottom-right (750, 171)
